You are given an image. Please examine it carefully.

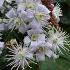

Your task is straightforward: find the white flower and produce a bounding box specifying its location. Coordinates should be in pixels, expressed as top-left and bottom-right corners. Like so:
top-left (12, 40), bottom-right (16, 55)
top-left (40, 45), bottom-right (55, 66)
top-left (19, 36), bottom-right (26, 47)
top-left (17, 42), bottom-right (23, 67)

top-left (24, 29), bottom-right (45, 47)
top-left (15, 1), bottom-right (51, 31)
top-left (47, 30), bottom-right (69, 54)
top-left (6, 8), bottom-right (28, 33)
top-left (17, 2), bottom-right (50, 27)
top-left (25, 4), bottom-right (50, 29)
top-left (30, 42), bottom-right (58, 61)
top-left (16, 0), bottom-right (37, 22)
top-left (33, 4), bottom-right (50, 27)
top-left (35, 43), bottom-right (53, 61)
top-left (6, 39), bottom-right (34, 70)
top-left (52, 4), bottom-right (62, 22)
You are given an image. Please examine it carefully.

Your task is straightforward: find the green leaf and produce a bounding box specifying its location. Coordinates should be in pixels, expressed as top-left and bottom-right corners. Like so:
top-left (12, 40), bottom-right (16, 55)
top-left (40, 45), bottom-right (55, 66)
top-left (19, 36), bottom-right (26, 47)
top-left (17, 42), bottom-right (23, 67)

top-left (39, 56), bottom-right (70, 70)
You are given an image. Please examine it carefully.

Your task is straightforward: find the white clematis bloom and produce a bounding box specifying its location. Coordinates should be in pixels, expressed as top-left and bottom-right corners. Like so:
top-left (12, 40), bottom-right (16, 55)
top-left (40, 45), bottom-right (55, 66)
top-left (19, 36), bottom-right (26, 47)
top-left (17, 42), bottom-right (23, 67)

top-left (17, 1), bottom-right (50, 27)
top-left (24, 29), bottom-right (45, 47)
top-left (47, 30), bottom-right (69, 54)
top-left (30, 42), bottom-right (59, 61)
top-left (25, 4), bottom-right (50, 29)
top-left (34, 43), bottom-right (55, 61)
top-left (16, 0), bottom-right (37, 22)
top-left (6, 8), bottom-right (28, 33)
top-left (6, 39), bottom-right (34, 70)
top-left (52, 4), bottom-right (62, 22)
top-left (34, 4), bottom-right (50, 27)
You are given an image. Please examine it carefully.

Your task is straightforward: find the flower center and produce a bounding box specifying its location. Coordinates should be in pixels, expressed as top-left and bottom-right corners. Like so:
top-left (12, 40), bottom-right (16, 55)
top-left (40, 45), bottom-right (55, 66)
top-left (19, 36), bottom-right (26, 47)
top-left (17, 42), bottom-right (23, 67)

top-left (53, 36), bottom-right (59, 43)
top-left (35, 12), bottom-right (46, 21)
top-left (13, 17), bottom-right (23, 26)
top-left (37, 47), bottom-right (45, 53)
top-left (26, 3), bottom-right (35, 10)
top-left (31, 34), bottom-right (38, 41)
top-left (18, 50), bottom-right (25, 60)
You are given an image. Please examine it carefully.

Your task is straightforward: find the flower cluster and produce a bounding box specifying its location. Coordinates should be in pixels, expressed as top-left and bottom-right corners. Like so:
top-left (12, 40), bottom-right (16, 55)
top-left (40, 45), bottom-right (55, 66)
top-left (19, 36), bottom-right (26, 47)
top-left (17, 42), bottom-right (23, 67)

top-left (0, 0), bottom-right (70, 70)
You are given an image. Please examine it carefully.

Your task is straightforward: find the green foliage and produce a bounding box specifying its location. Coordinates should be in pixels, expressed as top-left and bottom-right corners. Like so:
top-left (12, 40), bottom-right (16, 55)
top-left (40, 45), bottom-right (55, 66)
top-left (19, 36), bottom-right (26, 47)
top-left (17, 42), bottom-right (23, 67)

top-left (39, 56), bottom-right (70, 70)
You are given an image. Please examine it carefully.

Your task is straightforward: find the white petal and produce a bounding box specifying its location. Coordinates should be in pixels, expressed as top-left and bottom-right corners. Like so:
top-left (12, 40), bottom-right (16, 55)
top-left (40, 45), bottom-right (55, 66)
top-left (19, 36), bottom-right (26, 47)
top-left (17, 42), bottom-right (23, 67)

top-left (38, 34), bottom-right (45, 42)
top-left (8, 22), bottom-right (15, 29)
top-left (45, 50), bottom-right (53, 58)
top-left (24, 36), bottom-right (31, 45)
top-left (46, 42), bottom-right (52, 49)
top-left (36, 54), bottom-right (45, 61)
top-left (0, 23), bottom-right (8, 31)
top-left (22, 61), bottom-right (25, 70)
top-left (27, 28), bottom-right (43, 37)
top-left (36, 4), bottom-right (50, 14)
top-left (16, 0), bottom-right (24, 3)
top-left (17, 3), bottom-right (26, 12)
top-left (26, 11), bottom-right (34, 20)
top-left (29, 41), bottom-right (40, 52)
top-left (0, 0), bottom-right (4, 7)
top-left (6, 8), bottom-right (17, 18)
top-left (0, 42), bottom-right (5, 50)
top-left (0, 23), bottom-right (6, 31)
top-left (26, 53), bottom-right (33, 59)
top-left (31, 41), bottom-right (37, 46)
top-left (28, 18), bottom-right (40, 29)
top-left (52, 4), bottom-right (62, 17)
top-left (19, 24), bottom-right (28, 34)
top-left (52, 4), bottom-right (62, 22)
top-left (20, 10), bottom-right (28, 21)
